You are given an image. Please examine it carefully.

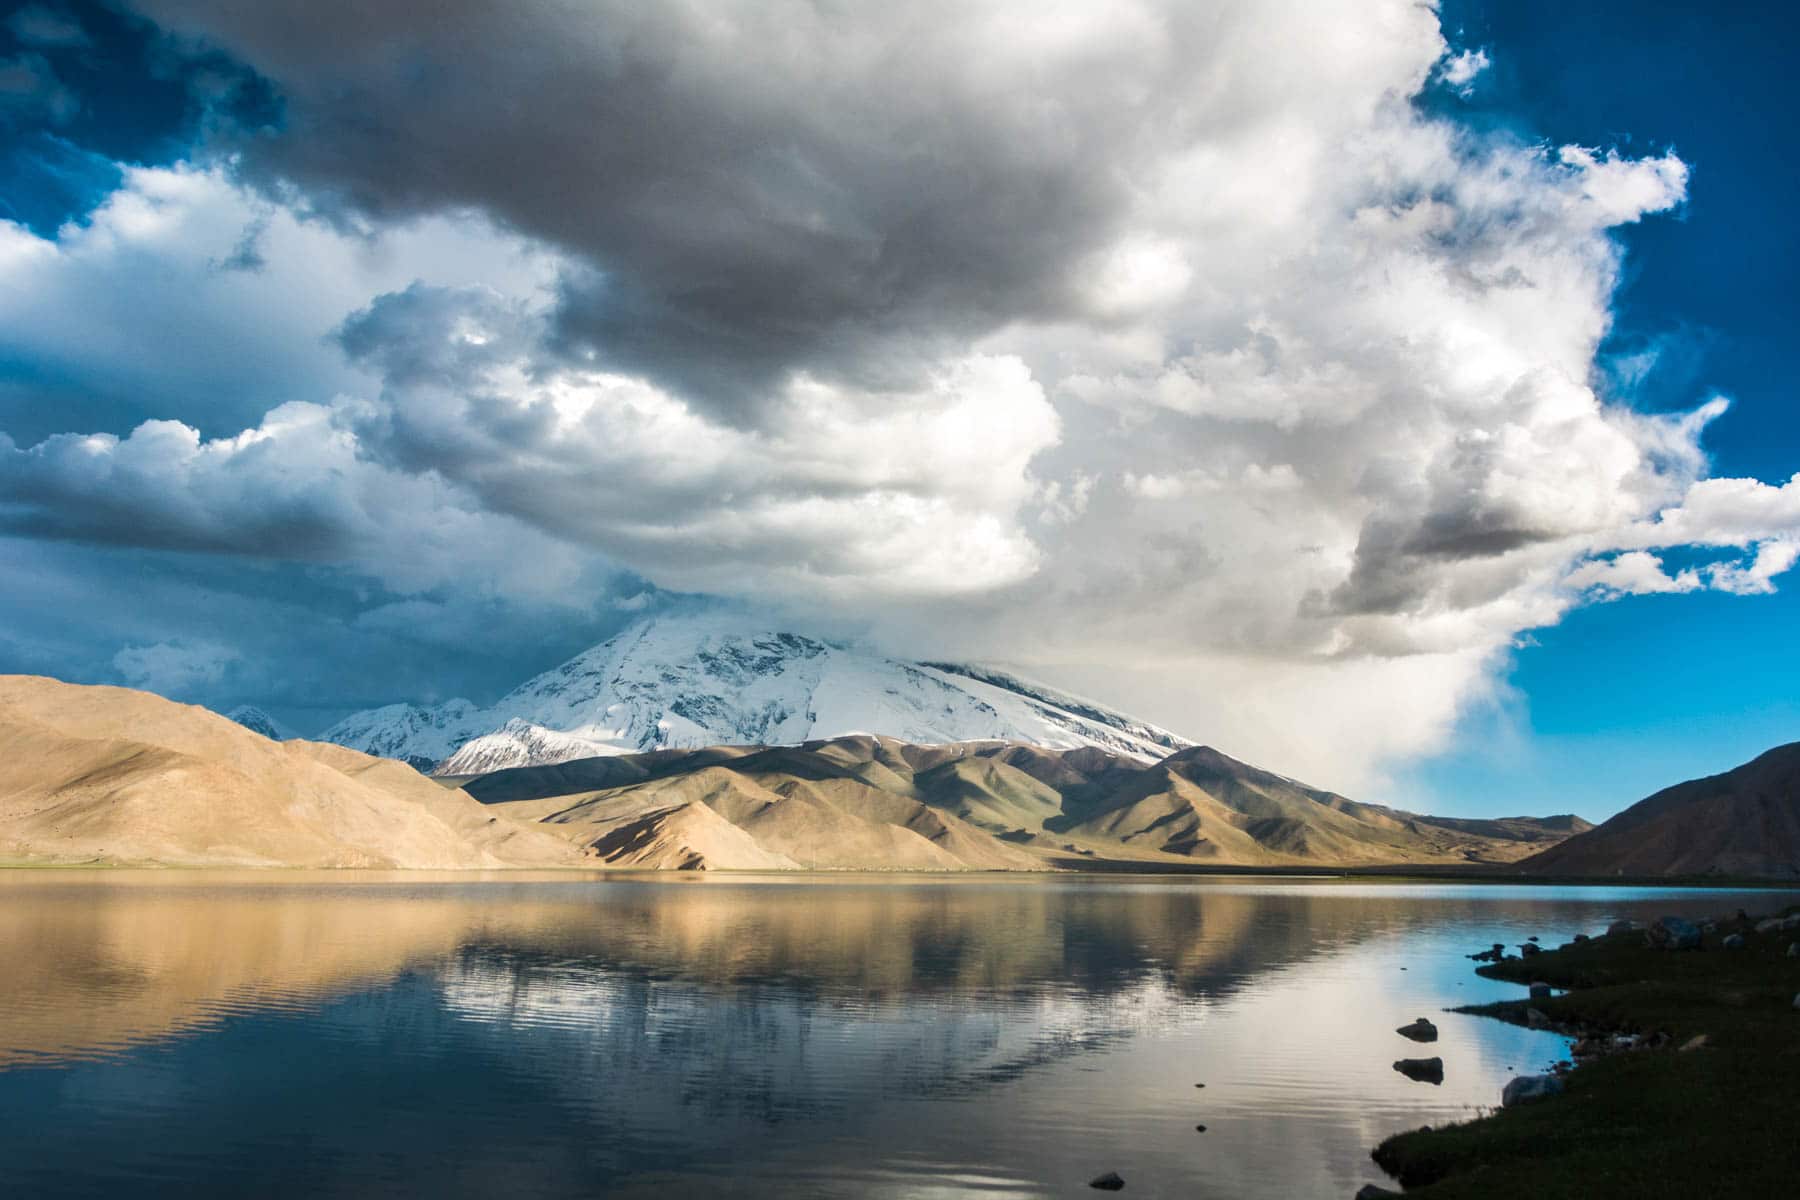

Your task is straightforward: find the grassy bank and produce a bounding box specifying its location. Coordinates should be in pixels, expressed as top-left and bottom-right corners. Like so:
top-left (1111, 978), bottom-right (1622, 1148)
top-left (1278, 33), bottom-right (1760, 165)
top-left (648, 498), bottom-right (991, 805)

top-left (1372, 907), bottom-right (1800, 1198)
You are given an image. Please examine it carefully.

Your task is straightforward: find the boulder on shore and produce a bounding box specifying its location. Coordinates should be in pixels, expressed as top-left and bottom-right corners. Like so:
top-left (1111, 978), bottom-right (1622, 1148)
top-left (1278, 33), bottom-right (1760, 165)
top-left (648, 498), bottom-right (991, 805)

top-left (1501, 1074), bottom-right (1564, 1107)
top-left (1722, 933), bottom-right (1746, 950)
top-left (1089, 1170), bottom-right (1125, 1190)
top-left (1396, 1017), bottom-right (1438, 1043)
top-left (1606, 919), bottom-right (1638, 936)
top-left (1528, 981), bottom-right (1552, 1000)
top-left (1645, 916), bottom-right (1702, 951)
top-left (1355, 1186), bottom-right (1403, 1199)
top-left (1393, 1057), bottom-right (1445, 1084)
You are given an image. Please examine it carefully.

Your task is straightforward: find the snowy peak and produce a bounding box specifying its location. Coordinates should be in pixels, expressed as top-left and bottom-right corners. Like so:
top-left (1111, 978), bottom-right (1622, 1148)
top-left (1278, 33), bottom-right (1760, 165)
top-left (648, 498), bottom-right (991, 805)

top-left (224, 705), bottom-right (296, 742)
top-left (435, 720), bottom-right (615, 777)
top-left (921, 662), bottom-right (1190, 759)
top-left (318, 698), bottom-right (480, 770)
top-left (316, 614), bottom-right (1194, 773)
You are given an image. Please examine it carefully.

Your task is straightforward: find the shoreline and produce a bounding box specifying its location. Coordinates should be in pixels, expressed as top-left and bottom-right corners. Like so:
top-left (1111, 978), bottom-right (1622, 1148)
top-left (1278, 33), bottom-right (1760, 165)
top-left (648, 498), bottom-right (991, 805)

top-left (1368, 905), bottom-right (1800, 1197)
top-left (3, 858), bottom-right (1798, 890)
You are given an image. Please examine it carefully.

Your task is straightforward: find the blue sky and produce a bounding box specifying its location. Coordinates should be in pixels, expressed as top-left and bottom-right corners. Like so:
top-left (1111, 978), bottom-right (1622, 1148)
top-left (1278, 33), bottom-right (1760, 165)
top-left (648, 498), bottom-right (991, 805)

top-left (1, 1), bottom-right (1795, 817)
top-left (1398, 0), bottom-right (1800, 815)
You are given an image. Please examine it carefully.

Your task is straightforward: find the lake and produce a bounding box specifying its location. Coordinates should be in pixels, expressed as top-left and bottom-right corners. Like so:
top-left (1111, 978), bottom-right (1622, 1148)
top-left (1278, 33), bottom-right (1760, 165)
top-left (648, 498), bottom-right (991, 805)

top-left (0, 872), bottom-right (1783, 1198)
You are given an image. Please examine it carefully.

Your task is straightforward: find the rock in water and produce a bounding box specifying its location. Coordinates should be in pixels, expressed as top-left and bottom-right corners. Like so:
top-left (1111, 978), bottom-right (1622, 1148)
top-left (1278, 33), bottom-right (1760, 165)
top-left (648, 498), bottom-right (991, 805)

top-left (1089, 1171), bottom-right (1126, 1190)
top-left (1395, 1018), bottom-right (1438, 1042)
top-left (1502, 1074), bottom-right (1564, 1107)
top-left (1787, 942), bottom-right (1798, 958)
top-left (1646, 916), bottom-right (1702, 951)
top-left (1356, 1186), bottom-right (1403, 1199)
top-left (1519, 941), bottom-right (1541, 956)
top-left (1606, 919), bottom-right (1637, 936)
top-left (1393, 1057), bottom-right (1445, 1084)
top-left (1722, 933), bottom-right (1746, 950)
top-left (1528, 981), bottom-right (1552, 1000)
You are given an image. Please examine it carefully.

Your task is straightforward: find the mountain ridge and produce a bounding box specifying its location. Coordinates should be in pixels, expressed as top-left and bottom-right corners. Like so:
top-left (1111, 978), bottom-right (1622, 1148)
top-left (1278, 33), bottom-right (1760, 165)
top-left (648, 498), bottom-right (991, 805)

top-left (0, 674), bottom-right (1598, 873)
top-left (462, 733), bottom-right (1590, 871)
top-left (317, 614), bottom-right (1194, 774)
top-left (1518, 742), bottom-right (1800, 877)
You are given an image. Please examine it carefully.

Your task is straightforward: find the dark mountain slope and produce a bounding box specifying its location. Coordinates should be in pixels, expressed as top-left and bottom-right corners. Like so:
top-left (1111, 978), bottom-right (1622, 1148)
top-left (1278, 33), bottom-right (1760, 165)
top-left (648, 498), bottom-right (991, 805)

top-left (1521, 743), bottom-right (1800, 877)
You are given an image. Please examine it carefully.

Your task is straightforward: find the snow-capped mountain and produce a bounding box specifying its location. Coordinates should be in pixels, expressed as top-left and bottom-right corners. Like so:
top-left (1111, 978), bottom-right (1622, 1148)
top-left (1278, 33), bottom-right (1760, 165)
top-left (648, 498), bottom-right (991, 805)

top-left (315, 698), bottom-right (481, 770)
top-left (224, 704), bottom-right (297, 742)
top-left (318, 614), bottom-right (1192, 775)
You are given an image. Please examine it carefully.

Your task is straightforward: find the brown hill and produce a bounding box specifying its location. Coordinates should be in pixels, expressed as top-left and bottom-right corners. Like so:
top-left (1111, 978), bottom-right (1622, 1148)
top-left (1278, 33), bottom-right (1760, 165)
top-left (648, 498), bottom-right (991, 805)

top-left (0, 677), bottom-right (1591, 872)
top-left (470, 735), bottom-right (1587, 870)
top-left (0, 676), bottom-right (585, 869)
top-left (1049, 745), bottom-right (1591, 866)
top-left (1519, 743), bottom-right (1800, 877)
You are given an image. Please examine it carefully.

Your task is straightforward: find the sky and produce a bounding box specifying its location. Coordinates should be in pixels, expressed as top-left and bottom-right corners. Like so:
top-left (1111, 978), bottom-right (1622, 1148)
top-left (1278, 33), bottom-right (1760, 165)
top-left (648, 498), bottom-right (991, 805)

top-left (0, 0), bottom-right (1795, 819)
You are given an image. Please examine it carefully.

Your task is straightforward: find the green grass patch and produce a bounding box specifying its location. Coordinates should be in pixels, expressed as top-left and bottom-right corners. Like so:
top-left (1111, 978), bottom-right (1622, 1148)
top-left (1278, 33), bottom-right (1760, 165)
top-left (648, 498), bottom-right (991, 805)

top-left (1372, 909), bottom-right (1800, 1198)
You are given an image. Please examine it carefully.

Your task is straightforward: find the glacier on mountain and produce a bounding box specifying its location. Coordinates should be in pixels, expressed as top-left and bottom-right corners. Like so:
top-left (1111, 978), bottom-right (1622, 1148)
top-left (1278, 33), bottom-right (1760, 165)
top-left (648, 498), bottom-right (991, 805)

top-left (317, 614), bottom-right (1192, 774)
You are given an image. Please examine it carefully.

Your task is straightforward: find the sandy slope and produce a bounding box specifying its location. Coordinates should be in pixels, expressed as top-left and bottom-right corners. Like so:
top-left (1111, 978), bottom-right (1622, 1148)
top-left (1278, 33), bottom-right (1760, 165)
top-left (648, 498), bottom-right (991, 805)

top-left (0, 676), bottom-right (584, 868)
top-left (0, 677), bottom-right (1591, 872)
top-left (474, 735), bottom-right (1587, 871)
top-left (1520, 742), bottom-right (1800, 876)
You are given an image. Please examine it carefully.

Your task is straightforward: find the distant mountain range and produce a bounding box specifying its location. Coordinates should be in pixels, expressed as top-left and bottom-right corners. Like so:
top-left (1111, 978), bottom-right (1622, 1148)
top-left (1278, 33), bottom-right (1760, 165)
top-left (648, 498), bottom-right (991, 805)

top-left (1520, 743), bottom-right (1800, 877)
top-left (3, 674), bottom-right (1588, 872)
top-left (21, 669), bottom-right (1792, 877)
top-left (314, 614), bottom-right (1193, 774)
top-left (458, 735), bottom-right (1589, 871)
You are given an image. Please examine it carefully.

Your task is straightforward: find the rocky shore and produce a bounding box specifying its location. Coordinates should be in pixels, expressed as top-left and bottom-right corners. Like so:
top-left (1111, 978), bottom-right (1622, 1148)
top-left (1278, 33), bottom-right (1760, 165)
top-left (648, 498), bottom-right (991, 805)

top-left (1363, 904), bottom-right (1800, 1198)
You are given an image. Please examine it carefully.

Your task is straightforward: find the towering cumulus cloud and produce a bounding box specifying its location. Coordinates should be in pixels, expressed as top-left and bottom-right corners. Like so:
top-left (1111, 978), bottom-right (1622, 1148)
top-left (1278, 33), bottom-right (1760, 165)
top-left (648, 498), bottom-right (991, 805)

top-left (1, 0), bottom-right (1795, 784)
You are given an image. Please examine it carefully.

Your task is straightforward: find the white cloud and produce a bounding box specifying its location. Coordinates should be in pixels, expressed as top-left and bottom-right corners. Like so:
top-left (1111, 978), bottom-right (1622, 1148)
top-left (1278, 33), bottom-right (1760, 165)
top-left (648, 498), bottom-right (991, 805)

top-left (3, 1), bottom-right (1797, 792)
top-left (1707, 540), bottom-right (1800, 596)
top-left (345, 286), bottom-right (1061, 599)
top-left (1564, 551), bottom-right (1700, 597)
top-left (1613, 471), bottom-right (1800, 549)
top-left (1438, 48), bottom-right (1490, 94)
top-left (0, 165), bottom-right (558, 434)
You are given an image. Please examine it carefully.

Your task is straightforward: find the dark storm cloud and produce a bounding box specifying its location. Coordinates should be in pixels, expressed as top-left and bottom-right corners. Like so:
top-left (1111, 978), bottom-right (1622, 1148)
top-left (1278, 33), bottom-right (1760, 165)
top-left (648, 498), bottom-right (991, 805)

top-left (125, 0), bottom-right (1179, 414)
top-left (0, 535), bottom-right (648, 732)
top-left (5, 6), bottom-right (91, 50)
top-left (0, 418), bottom-right (368, 559)
top-left (0, 0), bottom-right (274, 235)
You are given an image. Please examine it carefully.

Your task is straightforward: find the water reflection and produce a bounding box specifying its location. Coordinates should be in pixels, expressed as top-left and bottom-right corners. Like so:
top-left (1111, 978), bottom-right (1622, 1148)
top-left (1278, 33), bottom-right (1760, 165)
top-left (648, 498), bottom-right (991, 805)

top-left (0, 872), bottom-right (1782, 1198)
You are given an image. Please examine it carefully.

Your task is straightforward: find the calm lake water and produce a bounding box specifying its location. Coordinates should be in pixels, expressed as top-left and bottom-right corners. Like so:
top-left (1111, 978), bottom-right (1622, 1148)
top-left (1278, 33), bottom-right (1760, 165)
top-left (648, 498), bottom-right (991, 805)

top-left (0, 873), bottom-right (1784, 1198)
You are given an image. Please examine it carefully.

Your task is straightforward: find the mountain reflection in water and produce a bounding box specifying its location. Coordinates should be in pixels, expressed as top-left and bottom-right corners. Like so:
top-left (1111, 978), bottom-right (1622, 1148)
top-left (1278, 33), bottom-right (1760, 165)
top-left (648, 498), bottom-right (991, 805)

top-left (0, 873), bottom-right (1781, 1197)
